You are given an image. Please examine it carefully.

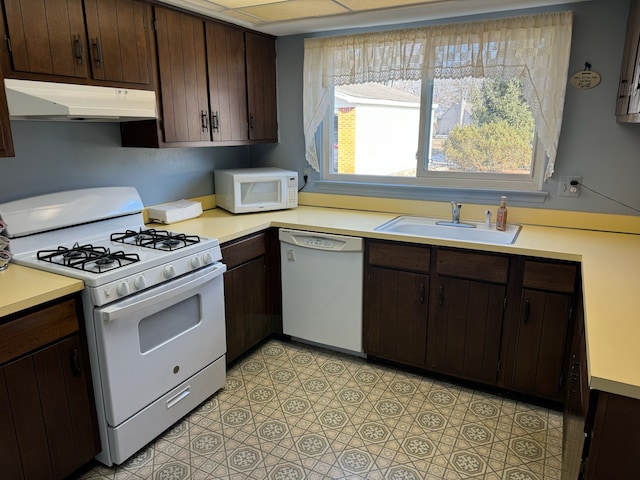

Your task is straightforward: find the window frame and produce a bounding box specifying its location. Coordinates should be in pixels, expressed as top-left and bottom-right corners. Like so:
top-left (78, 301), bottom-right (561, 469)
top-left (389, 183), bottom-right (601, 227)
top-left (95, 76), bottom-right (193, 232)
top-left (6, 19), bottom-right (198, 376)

top-left (322, 77), bottom-right (548, 192)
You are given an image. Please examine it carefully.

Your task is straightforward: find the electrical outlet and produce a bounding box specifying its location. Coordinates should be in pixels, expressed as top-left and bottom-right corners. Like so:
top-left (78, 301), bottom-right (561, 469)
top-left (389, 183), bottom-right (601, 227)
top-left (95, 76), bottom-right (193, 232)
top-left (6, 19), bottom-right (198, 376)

top-left (558, 175), bottom-right (582, 197)
top-left (303, 167), bottom-right (310, 178)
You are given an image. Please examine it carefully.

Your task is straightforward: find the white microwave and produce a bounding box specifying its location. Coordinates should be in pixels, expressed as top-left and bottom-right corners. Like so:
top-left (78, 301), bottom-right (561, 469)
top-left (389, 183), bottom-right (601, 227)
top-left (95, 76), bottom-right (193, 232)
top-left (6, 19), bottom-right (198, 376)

top-left (214, 167), bottom-right (298, 214)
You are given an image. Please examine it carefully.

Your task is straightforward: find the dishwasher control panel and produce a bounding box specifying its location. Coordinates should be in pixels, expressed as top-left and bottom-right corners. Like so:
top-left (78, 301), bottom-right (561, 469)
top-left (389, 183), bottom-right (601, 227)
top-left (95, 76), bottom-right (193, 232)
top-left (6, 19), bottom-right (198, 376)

top-left (302, 237), bottom-right (338, 248)
top-left (279, 229), bottom-right (362, 252)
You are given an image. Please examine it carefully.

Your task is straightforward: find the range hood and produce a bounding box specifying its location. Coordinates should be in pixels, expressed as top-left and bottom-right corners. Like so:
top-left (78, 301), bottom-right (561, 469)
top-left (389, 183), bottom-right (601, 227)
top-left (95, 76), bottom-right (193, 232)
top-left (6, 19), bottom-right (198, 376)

top-left (4, 78), bottom-right (157, 121)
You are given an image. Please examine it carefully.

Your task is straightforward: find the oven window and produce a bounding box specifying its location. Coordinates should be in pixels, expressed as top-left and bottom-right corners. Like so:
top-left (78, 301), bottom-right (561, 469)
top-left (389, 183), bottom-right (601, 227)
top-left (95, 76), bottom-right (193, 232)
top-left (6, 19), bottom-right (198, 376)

top-left (138, 295), bottom-right (201, 353)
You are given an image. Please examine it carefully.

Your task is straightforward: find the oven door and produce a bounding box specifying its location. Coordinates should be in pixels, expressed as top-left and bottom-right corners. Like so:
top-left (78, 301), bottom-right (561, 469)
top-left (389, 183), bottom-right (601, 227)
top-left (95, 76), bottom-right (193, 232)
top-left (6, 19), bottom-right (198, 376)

top-left (93, 262), bottom-right (226, 427)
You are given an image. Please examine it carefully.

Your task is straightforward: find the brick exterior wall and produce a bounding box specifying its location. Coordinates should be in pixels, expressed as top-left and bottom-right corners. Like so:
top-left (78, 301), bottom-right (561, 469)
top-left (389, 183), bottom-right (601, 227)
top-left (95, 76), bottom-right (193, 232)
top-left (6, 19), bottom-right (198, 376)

top-left (337, 107), bottom-right (356, 174)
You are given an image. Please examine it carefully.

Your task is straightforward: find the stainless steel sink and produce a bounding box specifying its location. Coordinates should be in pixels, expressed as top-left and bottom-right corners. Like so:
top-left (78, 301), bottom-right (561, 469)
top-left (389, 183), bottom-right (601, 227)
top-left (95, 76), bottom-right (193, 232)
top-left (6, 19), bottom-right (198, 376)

top-left (375, 215), bottom-right (521, 245)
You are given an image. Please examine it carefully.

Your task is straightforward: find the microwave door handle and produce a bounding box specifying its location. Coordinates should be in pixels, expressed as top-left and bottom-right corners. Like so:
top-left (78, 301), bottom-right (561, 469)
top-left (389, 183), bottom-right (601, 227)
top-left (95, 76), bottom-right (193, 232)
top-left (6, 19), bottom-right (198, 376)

top-left (101, 263), bottom-right (226, 323)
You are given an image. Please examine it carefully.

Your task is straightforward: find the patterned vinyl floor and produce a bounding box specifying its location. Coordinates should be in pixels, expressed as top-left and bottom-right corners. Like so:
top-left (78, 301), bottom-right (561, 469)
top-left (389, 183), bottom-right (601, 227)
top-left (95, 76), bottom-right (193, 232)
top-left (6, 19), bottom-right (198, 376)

top-left (79, 339), bottom-right (563, 480)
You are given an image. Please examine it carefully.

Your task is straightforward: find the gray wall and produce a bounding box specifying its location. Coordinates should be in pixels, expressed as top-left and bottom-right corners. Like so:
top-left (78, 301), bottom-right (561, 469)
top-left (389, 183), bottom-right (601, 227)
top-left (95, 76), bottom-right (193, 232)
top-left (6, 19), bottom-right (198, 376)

top-left (2, 0), bottom-right (638, 215)
top-left (253, 0), bottom-right (640, 215)
top-left (0, 121), bottom-right (250, 205)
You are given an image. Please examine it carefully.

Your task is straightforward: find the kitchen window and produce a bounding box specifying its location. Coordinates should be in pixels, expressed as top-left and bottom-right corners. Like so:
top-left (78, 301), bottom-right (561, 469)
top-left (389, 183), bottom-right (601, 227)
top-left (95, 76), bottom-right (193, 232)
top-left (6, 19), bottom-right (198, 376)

top-left (304, 12), bottom-right (573, 192)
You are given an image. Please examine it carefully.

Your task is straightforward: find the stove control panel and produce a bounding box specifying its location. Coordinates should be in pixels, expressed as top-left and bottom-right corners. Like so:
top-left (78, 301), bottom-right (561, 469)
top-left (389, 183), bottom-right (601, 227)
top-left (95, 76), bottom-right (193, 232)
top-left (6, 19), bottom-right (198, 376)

top-left (164, 265), bottom-right (176, 279)
top-left (116, 282), bottom-right (130, 296)
top-left (88, 246), bottom-right (223, 306)
top-left (134, 276), bottom-right (146, 290)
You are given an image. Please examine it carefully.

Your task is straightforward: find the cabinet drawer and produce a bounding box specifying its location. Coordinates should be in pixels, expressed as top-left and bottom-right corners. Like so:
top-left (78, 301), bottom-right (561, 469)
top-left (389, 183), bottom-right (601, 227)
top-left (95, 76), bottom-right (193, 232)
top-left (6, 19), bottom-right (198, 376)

top-left (436, 249), bottom-right (509, 284)
top-left (0, 298), bottom-right (79, 364)
top-left (523, 261), bottom-right (577, 293)
top-left (222, 232), bottom-right (267, 269)
top-left (368, 241), bottom-right (430, 273)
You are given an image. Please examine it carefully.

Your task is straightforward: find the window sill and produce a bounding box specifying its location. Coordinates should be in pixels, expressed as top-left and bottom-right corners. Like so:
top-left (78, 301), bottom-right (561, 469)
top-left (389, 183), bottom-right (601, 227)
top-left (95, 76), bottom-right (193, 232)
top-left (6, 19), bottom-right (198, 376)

top-left (315, 180), bottom-right (549, 204)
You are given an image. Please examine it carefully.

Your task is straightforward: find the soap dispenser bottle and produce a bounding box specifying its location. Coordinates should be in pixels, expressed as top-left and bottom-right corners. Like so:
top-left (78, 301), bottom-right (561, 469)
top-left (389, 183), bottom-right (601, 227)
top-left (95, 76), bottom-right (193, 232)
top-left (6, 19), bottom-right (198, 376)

top-left (496, 196), bottom-right (508, 231)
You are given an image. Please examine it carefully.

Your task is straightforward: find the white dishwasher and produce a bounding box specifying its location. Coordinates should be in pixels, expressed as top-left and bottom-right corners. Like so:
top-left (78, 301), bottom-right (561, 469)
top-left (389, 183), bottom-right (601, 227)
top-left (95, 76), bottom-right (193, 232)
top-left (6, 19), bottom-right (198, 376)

top-left (280, 228), bottom-right (364, 353)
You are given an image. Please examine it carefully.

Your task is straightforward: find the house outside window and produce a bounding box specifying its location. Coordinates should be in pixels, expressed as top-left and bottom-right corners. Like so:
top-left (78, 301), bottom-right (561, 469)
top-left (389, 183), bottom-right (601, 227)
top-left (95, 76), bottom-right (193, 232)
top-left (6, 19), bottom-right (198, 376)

top-left (332, 84), bottom-right (420, 177)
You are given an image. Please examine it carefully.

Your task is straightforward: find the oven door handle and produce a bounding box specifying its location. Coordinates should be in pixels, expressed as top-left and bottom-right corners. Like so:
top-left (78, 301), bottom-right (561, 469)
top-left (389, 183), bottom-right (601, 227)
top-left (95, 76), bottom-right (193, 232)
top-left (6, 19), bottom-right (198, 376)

top-left (101, 262), bottom-right (226, 322)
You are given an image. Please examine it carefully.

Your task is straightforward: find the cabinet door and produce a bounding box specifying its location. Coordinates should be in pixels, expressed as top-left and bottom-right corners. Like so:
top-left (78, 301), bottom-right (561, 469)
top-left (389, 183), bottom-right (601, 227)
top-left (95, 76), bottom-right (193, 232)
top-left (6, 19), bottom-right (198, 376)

top-left (245, 32), bottom-right (277, 141)
top-left (617, 0), bottom-right (640, 116)
top-left (224, 256), bottom-right (268, 364)
top-left (565, 296), bottom-right (589, 418)
top-left (364, 266), bottom-right (429, 367)
top-left (154, 7), bottom-right (209, 143)
top-left (427, 277), bottom-right (505, 384)
top-left (562, 297), bottom-right (590, 479)
top-left (585, 392), bottom-right (640, 479)
top-left (509, 289), bottom-right (571, 399)
top-left (3, 0), bottom-right (88, 78)
top-left (0, 369), bottom-right (23, 479)
top-left (206, 22), bottom-right (248, 142)
top-left (3, 354), bottom-right (53, 479)
top-left (0, 72), bottom-right (15, 157)
top-left (57, 335), bottom-right (101, 471)
top-left (3, 334), bottom-right (99, 479)
top-left (83, 0), bottom-right (151, 85)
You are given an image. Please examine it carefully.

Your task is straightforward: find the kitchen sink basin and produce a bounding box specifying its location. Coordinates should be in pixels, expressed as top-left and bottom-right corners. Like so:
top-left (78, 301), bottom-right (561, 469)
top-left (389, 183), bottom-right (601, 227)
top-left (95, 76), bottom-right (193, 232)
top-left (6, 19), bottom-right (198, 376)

top-left (375, 216), bottom-right (521, 245)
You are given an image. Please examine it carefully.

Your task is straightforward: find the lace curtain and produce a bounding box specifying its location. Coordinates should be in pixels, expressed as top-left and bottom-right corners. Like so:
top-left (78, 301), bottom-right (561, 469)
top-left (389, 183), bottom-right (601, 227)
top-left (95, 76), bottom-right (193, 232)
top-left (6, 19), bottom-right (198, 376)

top-left (303, 11), bottom-right (573, 181)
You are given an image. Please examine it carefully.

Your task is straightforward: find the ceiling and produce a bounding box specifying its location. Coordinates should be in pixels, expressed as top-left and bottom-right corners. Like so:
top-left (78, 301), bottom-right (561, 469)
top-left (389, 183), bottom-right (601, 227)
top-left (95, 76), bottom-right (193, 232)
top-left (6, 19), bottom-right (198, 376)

top-left (157, 0), bottom-right (586, 36)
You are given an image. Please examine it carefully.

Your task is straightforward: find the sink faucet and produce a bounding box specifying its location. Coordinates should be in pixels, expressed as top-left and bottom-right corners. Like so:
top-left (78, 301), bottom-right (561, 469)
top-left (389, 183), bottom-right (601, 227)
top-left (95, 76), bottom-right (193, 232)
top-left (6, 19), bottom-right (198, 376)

top-left (450, 202), bottom-right (462, 224)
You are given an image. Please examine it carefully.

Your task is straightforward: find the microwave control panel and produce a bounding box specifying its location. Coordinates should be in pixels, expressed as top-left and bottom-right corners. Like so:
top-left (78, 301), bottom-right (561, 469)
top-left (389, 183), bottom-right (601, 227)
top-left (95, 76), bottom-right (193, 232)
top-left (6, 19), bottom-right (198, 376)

top-left (287, 176), bottom-right (298, 207)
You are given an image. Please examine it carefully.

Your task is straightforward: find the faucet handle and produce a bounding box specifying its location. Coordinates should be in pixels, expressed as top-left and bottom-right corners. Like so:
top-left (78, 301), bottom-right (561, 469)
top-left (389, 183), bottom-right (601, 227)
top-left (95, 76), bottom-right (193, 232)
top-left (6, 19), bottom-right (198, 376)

top-left (450, 201), bottom-right (461, 223)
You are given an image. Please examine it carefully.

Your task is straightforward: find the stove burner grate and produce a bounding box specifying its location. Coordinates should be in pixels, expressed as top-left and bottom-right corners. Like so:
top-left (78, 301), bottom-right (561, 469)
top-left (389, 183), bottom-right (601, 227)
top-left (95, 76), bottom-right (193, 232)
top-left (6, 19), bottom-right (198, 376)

top-left (37, 243), bottom-right (140, 273)
top-left (111, 228), bottom-right (201, 251)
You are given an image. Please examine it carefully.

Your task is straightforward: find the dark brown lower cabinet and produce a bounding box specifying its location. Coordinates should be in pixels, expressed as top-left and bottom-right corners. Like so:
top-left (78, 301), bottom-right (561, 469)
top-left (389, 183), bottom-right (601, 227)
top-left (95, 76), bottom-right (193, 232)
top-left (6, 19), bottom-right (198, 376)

top-left (364, 242), bottom-right (509, 385)
top-left (562, 291), bottom-right (640, 480)
top-left (224, 254), bottom-right (268, 363)
top-left (0, 295), bottom-right (100, 480)
top-left (427, 277), bottom-right (505, 384)
top-left (426, 248), bottom-right (509, 384)
top-left (363, 241), bottom-right (581, 400)
top-left (562, 296), bottom-right (590, 479)
top-left (504, 259), bottom-right (577, 401)
top-left (364, 266), bottom-right (429, 367)
top-left (508, 289), bottom-right (572, 399)
top-left (222, 230), bottom-right (281, 364)
top-left (363, 240), bottom-right (430, 368)
top-left (582, 392), bottom-right (640, 479)
top-left (0, 368), bottom-right (22, 479)
top-left (0, 334), bottom-right (99, 479)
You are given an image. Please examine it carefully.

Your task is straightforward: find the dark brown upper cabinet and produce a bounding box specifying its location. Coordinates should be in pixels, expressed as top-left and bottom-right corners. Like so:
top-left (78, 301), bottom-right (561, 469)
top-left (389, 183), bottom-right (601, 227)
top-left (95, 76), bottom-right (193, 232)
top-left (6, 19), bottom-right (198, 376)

top-left (206, 22), bottom-right (248, 142)
top-left (3, 0), bottom-right (88, 78)
top-left (1, 0), bottom-right (152, 88)
top-left (83, 0), bottom-right (151, 85)
top-left (616, 0), bottom-right (640, 120)
top-left (0, 64), bottom-right (15, 157)
top-left (245, 31), bottom-right (278, 142)
top-left (154, 6), bottom-right (209, 143)
top-left (121, 6), bottom-right (278, 149)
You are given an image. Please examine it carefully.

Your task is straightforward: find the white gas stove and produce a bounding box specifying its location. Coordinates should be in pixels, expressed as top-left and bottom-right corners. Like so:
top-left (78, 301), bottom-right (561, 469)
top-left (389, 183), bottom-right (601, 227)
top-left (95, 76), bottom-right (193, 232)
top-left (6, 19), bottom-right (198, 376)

top-left (3, 187), bottom-right (221, 305)
top-left (0, 187), bottom-right (227, 466)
